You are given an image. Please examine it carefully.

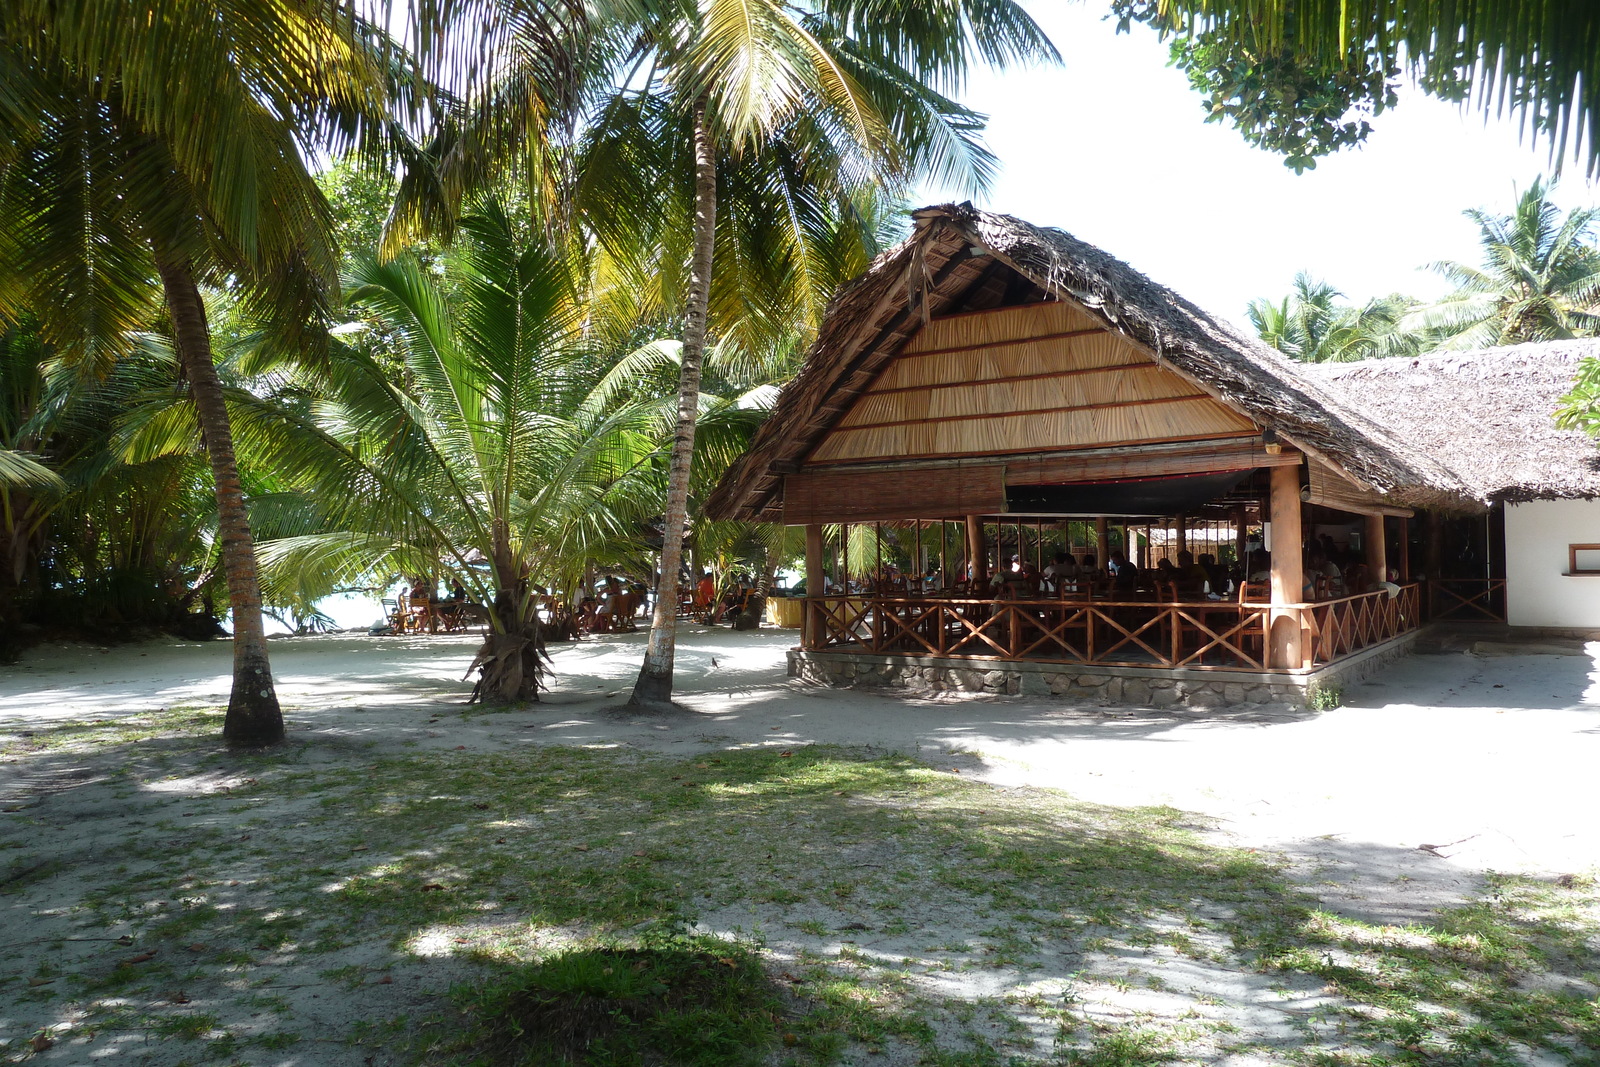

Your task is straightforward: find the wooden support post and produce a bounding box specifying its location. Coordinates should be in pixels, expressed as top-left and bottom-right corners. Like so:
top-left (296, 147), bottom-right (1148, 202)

top-left (1176, 514), bottom-right (1188, 555)
top-left (966, 515), bottom-right (987, 583)
top-left (804, 524), bottom-right (824, 647)
top-left (1234, 505), bottom-right (1248, 565)
top-left (1095, 516), bottom-right (1109, 568)
top-left (1268, 461), bottom-right (1305, 668)
top-left (1365, 513), bottom-right (1388, 584)
top-left (1398, 517), bottom-right (1410, 582)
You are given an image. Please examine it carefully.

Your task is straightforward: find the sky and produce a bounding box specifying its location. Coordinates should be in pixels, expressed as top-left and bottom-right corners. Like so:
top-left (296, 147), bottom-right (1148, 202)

top-left (919, 2), bottom-right (1600, 329)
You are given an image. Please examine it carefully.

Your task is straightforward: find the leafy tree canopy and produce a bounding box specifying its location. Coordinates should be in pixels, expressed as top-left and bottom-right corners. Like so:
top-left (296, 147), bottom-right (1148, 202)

top-left (1114, 1), bottom-right (1597, 173)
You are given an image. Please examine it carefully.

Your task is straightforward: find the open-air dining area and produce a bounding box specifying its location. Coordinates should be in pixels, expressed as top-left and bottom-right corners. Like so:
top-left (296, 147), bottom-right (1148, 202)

top-left (707, 204), bottom-right (1517, 704)
top-left (803, 506), bottom-right (1422, 674)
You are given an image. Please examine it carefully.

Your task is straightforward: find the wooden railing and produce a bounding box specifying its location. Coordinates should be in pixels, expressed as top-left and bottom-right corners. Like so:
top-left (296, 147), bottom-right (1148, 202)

top-left (1304, 584), bottom-right (1421, 664)
top-left (1427, 579), bottom-right (1507, 622)
top-left (804, 585), bottom-right (1421, 672)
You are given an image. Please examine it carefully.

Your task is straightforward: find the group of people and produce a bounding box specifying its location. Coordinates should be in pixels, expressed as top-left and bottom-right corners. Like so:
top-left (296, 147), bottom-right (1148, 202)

top-left (576, 576), bottom-right (644, 634)
top-left (393, 576), bottom-right (473, 633)
top-left (690, 571), bottom-right (761, 627)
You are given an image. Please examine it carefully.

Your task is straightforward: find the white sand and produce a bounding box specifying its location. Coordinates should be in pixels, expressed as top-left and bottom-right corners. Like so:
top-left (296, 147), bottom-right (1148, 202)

top-left (3, 625), bottom-right (1597, 1065)
top-left (4, 624), bottom-right (1596, 884)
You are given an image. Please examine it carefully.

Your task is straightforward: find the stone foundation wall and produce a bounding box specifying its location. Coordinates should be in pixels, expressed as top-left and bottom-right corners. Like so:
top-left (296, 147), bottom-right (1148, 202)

top-left (788, 630), bottom-right (1418, 709)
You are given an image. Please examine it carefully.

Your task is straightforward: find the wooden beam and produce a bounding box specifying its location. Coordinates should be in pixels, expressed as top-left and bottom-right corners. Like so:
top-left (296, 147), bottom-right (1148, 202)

top-left (893, 326), bottom-right (1108, 362)
top-left (1365, 513), bottom-right (1388, 584)
top-left (803, 524), bottom-right (824, 645)
top-left (1095, 516), bottom-right (1109, 566)
top-left (966, 515), bottom-right (988, 582)
top-left (1269, 461), bottom-right (1305, 668)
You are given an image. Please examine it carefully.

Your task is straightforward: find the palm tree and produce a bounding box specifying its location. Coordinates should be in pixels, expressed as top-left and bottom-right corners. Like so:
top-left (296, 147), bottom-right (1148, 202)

top-left (0, 8), bottom-right (386, 745)
top-left (1404, 180), bottom-right (1600, 349)
top-left (1248, 273), bottom-right (1426, 362)
top-left (191, 206), bottom-right (698, 702)
top-left (576, 0), bottom-right (1057, 709)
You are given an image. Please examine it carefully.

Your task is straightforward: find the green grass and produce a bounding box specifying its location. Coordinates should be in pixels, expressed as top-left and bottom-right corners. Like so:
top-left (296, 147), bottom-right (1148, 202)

top-left (446, 931), bottom-right (784, 1067)
top-left (0, 720), bottom-right (1596, 1066)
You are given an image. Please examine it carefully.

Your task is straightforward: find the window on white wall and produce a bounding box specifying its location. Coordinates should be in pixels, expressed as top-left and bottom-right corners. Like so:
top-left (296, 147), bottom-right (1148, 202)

top-left (1567, 544), bottom-right (1600, 575)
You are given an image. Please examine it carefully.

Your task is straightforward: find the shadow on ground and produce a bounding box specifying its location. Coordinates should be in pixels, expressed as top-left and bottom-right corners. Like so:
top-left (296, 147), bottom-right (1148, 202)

top-left (2, 719), bottom-right (1595, 1067)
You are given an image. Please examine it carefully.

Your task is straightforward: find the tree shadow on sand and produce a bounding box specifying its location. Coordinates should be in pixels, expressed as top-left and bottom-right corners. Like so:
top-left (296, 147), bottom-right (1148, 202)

top-left (0, 725), bottom-right (1595, 1065)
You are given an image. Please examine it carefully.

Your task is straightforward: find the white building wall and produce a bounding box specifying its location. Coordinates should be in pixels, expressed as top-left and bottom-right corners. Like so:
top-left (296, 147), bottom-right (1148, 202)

top-left (1504, 500), bottom-right (1600, 628)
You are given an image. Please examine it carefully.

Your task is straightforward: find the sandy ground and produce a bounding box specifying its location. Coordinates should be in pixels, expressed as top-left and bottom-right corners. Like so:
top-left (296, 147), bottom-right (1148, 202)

top-left (5, 623), bottom-right (1595, 890)
top-left (1, 624), bottom-right (1597, 1065)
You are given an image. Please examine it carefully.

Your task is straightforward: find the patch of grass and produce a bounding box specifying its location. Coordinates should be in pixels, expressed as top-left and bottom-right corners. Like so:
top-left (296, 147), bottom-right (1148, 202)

top-left (1058, 1025), bottom-right (1175, 1066)
top-left (1305, 683), bottom-right (1342, 711)
top-left (446, 932), bottom-right (785, 1067)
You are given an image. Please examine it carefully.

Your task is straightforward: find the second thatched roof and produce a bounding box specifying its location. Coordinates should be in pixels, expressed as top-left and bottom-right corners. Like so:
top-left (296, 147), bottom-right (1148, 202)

top-left (1301, 342), bottom-right (1600, 503)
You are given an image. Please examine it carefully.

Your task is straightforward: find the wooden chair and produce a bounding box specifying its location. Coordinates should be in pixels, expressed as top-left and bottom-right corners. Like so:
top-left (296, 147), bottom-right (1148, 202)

top-left (382, 598), bottom-right (405, 633)
top-left (612, 590), bottom-right (641, 632)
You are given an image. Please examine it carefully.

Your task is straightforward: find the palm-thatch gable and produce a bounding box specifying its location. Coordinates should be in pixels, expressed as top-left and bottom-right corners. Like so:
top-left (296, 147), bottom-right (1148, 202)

top-left (1301, 342), bottom-right (1600, 504)
top-left (706, 203), bottom-right (1467, 522)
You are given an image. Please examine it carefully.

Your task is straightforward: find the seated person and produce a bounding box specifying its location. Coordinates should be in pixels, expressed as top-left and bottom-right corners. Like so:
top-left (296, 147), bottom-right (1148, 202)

top-left (1198, 553), bottom-right (1227, 594)
top-left (1107, 552), bottom-right (1139, 591)
top-left (1175, 550), bottom-right (1209, 594)
top-left (693, 571), bottom-right (716, 613)
top-left (595, 576), bottom-right (623, 632)
top-left (576, 596), bottom-right (599, 633)
top-left (1153, 557), bottom-right (1179, 594)
top-left (1306, 551), bottom-right (1343, 596)
top-left (1077, 554), bottom-right (1101, 582)
top-left (1042, 552), bottom-right (1078, 593)
top-left (1246, 550), bottom-right (1273, 583)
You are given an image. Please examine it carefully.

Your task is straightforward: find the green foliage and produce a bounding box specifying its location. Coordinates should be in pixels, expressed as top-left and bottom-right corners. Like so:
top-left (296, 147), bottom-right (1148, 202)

top-left (1408, 178), bottom-right (1600, 349)
top-left (1305, 682), bottom-right (1342, 710)
top-left (1554, 355), bottom-right (1600, 439)
top-left (453, 933), bottom-right (784, 1067)
top-left (1112, 1), bottom-right (1597, 173)
top-left (1113, 1), bottom-right (1397, 172)
top-left (1247, 273), bottom-right (1426, 362)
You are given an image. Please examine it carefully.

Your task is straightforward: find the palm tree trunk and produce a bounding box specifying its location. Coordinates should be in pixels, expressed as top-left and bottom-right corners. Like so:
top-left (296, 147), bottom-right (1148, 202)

top-left (153, 252), bottom-right (284, 747)
top-left (630, 99), bottom-right (716, 710)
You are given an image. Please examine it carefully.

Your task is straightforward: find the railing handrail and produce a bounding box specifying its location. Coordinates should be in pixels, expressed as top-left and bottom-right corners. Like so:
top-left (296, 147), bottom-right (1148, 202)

top-left (807, 584), bottom-right (1420, 613)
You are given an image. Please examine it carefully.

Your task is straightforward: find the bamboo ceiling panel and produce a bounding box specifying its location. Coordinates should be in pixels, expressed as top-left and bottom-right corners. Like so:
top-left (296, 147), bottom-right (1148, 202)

top-left (810, 398), bottom-right (1256, 463)
top-left (807, 305), bottom-right (1257, 464)
top-left (871, 332), bottom-right (1142, 392)
top-left (838, 363), bottom-right (1203, 428)
top-left (903, 301), bottom-right (1101, 352)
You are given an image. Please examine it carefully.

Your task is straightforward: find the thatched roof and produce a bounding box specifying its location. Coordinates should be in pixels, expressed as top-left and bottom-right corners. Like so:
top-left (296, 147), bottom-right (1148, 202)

top-left (706, 203), bottom-right (1469, 521)
top-left (1301, 342), bottom-right (1600, 503)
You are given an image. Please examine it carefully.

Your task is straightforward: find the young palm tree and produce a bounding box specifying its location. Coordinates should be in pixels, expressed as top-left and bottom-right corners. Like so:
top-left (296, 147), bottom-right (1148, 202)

top-left (1404, 180), bottom-right (1600, 349)
top-left (209, 206), bottom-right (688, 701)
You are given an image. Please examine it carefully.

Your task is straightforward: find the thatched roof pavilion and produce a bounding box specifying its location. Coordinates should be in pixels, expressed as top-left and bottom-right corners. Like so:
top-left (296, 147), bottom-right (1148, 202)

top-left (1301, 342), bottom-right (1600, 504)
top-left (702, 204), bottom-right (1600, 691)
top-left (707, 202), bottom-right (1471, 524)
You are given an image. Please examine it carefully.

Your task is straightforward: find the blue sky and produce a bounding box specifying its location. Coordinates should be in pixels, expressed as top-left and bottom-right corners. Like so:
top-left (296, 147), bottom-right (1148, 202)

top-left (921, 3), bottom-right (1600, 329)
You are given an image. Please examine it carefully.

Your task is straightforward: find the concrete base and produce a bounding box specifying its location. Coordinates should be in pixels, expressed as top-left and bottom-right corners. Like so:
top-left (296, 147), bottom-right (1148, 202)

top-left (787, 629), bottom-right (1420, 709)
